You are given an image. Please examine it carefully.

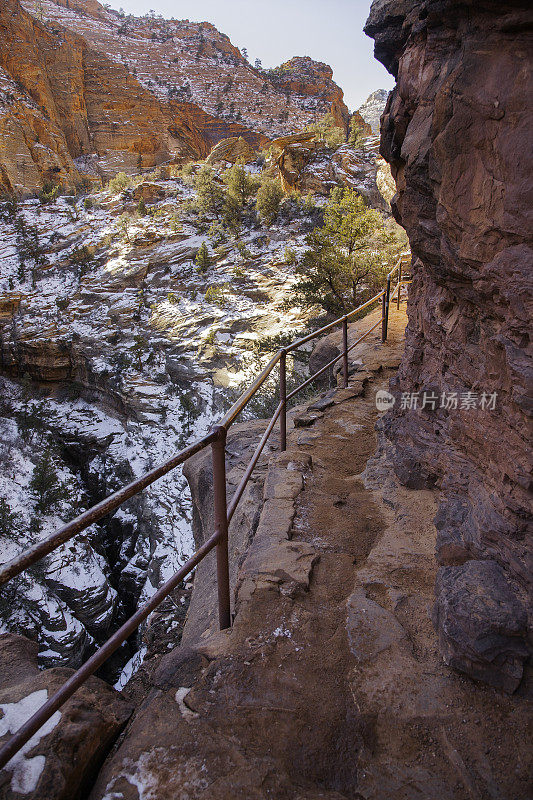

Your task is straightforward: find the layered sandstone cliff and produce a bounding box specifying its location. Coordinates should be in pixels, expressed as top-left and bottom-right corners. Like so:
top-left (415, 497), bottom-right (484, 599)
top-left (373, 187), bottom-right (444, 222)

top-left (0, 0), bottom-right (350, 194)
top-left (365, 0), bottom-right (532, 691)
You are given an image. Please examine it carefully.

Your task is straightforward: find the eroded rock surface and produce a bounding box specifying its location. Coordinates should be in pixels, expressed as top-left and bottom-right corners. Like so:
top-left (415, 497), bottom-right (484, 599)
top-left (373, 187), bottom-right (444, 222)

top-left (365, 0), bottom-right (532, 690)
top-left (0, 633), bottom-right (132, 800)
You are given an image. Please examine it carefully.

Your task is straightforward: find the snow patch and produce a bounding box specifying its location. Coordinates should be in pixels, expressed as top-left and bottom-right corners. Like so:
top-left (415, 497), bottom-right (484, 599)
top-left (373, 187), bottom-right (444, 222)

top-left (0, 690), bottom-right (61, 794)
top-left (175, 687), bottom-right (199, 720)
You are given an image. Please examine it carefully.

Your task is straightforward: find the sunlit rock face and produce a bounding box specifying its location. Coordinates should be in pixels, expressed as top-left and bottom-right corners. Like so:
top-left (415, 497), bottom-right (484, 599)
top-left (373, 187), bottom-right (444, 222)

top-left (366, 0), bottom-right (532, 691)
top-left (0, 0), bottom-right (350, 194)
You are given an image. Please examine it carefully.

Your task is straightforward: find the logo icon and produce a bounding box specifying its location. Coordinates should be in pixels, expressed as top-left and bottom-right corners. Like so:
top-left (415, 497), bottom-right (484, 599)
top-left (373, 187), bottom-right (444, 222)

top-left (375, 389), bottom-right (396, 412)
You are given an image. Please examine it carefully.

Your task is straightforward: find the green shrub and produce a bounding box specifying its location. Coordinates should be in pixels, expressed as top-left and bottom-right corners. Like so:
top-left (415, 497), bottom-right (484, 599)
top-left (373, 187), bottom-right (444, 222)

top-left (194, 165), bottom-right (225, 218)
top-left (236, 240), bottom-right (253, 263)
top-left (348, 117), bottom-right (366, 149)
top-left (284, 246), bottom-right (297, 266)
top-left (39, 182), bottom-right (61, 204)
top-left (117, 212), bottom-right (131, 242)
top-left (306, 113), bottom-right (346, 149)
top-left (70, 245), bottom-right (95, 276)
top-left (29, 450), bottom-right (70, 514)
top-left (256, 178), bottom-right (284, 224)
top-left (222, 193), bottom-right (242, 233)
top-left (0, 498), bottom-right (19, 540)
top-left (223, 163), bottom-right (259, 206)
top-left (208, 222), bottom-right (227, 247)
top-left (108, 172), bottom-right (132, 194)
top-left (205, 284), bottom-right (230, 307)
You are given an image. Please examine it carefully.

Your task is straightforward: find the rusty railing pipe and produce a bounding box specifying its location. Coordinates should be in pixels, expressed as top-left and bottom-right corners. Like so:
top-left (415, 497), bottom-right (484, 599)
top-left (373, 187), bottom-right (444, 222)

top-left (211, 426), bottom-right (231, 630)
top-left (279, 350), bottom-right (287, 452)
top-left (0, 527), bottom-right (221, 772)
top-left (226, 401), bottom-right (284, 525)
top-left (381, 275), bottom-right (391, 342)
top-left (346, 317), bottom-right (384, 355)
top-left (344, 290), bottom-right (385, 322)
top-left (0, 432), bottom-right (218, 588)
top-left (397, 262), bottom-right (402, 309)
top-left (218, 351), bottom-right (281, 430)
top-left (342, 316), bottom-right (349, 388)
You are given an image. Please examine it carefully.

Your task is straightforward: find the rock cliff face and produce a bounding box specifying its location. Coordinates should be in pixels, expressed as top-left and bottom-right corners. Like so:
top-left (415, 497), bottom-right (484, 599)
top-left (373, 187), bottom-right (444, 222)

top-left (1, 0), bottom-right (350, 194)
top-left (365, 0), bottom-right (532, 691)
top-left (357, 88), bottom-right (389, 133)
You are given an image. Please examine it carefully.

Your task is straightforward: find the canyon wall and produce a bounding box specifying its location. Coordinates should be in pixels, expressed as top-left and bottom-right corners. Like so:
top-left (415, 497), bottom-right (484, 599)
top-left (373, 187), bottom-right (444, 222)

top-left (0, 0), bottom-right (350, 194)
top-left (365, 0), bottom-right (532, 692)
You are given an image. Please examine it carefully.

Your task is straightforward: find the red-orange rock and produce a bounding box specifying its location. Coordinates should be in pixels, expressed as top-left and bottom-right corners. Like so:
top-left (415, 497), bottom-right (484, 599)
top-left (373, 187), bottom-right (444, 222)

top-left (271, 56), bottom-right (350, 130)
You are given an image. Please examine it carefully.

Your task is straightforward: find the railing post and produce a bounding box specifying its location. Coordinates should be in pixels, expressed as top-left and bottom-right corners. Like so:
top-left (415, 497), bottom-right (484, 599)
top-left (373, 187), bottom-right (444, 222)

top-left (382, 275), bottom-right (391, 342)
top-left (211, 426), bottom-right (231, 630)
top-left (342, 316), bottom-right (349, 389)
top-left (397, 263), bottom-right (402, 310)
top-left (280, 349), bottom-right (287, 452)
top-left (381, 289), bottom-right (387, 342)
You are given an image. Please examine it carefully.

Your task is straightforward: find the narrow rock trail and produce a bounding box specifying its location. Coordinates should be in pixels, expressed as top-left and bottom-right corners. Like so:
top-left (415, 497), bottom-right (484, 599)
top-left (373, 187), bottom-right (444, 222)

top-left (90, 308), bottom-right (531, 800)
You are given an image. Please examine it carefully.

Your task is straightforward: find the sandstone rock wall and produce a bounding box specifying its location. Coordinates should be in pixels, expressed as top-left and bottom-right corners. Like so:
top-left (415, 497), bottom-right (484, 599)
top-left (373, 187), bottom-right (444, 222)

top-left (365, 0), bottom-right (532, 691)
top-left (0, 0), bottom-right (178, 193)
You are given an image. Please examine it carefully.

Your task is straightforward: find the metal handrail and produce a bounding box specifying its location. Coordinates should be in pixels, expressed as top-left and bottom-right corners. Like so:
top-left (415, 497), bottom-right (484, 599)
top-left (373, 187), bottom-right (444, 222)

top-left (0, 432), bottom-right (218, 588)
top-left (0, 252), bottom-right (410, 772)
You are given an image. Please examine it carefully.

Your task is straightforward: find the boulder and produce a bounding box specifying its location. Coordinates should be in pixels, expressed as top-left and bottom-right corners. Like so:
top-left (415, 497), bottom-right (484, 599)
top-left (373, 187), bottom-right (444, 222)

top-left (0, 634), bottom-right (132, 800)
top-left (0, 635), bottom-right (39, 692)
top-left (432, 560), bottom-right (529, 693)
top-left (131, 182), bottom-right (165, 202)
top-left (206, 136), bottom-right (257, 165)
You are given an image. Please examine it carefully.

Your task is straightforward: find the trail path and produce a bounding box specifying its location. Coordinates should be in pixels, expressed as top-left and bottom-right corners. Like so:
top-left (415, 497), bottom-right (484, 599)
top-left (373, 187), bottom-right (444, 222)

top-left (91, 307), bottom-right (531, 800)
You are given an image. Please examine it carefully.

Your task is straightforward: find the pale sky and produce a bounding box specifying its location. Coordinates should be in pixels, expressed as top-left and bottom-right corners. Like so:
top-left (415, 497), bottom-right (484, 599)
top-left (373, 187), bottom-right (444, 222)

top-left (111, 0), bottom-right (393, 111)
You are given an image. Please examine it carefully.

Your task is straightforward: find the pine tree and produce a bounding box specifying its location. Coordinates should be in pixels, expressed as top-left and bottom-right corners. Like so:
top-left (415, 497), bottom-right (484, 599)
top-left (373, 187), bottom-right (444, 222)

top-left (117, 213), bottom-right (131, 242)
top-left (0, 498), bottom-right (18, 540)
top-left (223, 163), bottom-right (258, 207)
top-left (290, 187), bottom-right (408, 315)
top-left (132, 334), bottom-right (148, 371)
top-left (29, 450), bottom-right (69, 514)
top-left (222, 193), bottom-right (242, 233)
top-left (348, 117), bottom-right (366, 149)
top-left (193, 165), bottom-right (224, 218)
top-left (195, 242), bottom-right (211, 272)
